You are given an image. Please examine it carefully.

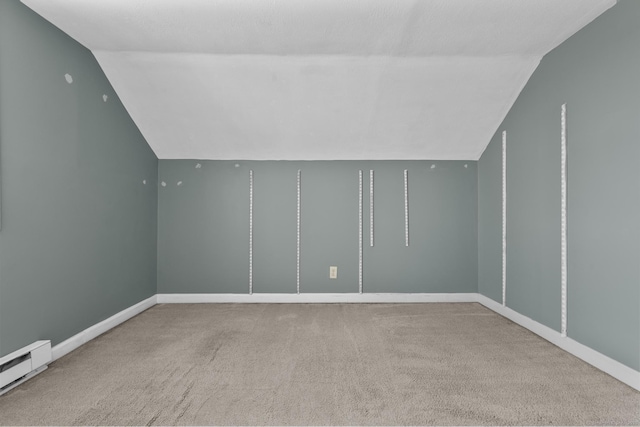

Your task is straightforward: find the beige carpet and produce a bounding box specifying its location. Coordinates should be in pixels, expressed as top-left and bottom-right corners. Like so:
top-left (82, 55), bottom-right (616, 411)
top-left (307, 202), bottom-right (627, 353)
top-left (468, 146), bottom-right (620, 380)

top-left (0, 303), bottom-right (638, 426)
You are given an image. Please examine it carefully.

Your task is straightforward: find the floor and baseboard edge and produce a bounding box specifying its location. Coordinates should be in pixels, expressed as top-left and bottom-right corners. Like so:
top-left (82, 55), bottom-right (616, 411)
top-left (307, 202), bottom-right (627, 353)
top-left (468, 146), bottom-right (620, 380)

top-left (474, 293), bottom-right (640, 391)
top-left (156, 293), bottom-right (478, 304)
top-left (51, 295), bottom-right (157, 361)
top-left (45, 292), bottom-right (638, 392)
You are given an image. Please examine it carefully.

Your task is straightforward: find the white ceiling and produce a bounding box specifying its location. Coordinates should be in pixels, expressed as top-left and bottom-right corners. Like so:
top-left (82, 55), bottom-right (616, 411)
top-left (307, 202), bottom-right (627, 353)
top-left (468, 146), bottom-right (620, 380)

top-left (22, 0), bottom-right (616, 160)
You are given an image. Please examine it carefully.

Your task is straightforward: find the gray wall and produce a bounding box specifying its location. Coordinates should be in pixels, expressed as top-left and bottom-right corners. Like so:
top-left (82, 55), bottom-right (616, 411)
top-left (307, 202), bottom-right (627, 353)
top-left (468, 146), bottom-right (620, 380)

top-left (478, 0), bottom-right (640, 370)
top-left (158, 160), bottom-right (477, 294)
top-left (0, 0), bottom-right (158, 357)
top-left (477, 132), bottom-right (502, 304)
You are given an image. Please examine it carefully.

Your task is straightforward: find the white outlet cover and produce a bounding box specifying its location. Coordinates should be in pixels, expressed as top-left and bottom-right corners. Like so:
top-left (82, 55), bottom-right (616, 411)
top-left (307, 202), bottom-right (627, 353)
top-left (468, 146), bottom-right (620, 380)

top-left (329, 266), bottom-right (338, 279)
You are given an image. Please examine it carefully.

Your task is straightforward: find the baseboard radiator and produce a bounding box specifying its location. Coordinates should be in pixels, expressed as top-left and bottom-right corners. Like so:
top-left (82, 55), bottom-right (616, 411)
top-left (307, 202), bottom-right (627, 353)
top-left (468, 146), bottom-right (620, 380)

top-left (0, 341), bottom-right (51, 396)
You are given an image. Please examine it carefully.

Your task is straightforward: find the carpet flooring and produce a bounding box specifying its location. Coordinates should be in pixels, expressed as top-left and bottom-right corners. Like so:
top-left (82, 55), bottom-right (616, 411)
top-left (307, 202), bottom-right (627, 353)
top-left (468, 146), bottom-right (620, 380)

top-left (0, 303), bottom-right (638, 425)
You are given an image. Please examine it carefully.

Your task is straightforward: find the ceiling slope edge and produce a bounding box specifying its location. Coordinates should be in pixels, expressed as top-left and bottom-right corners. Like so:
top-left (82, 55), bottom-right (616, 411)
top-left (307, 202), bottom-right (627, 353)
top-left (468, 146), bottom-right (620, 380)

top-left (20, 0), bottom-right (618, 161)
top-left (474, 0), bottom-right (616, 160)
top-left (540, 0), bottom-right (616, 56)
top-left (474, 57), bottom-right (541, 160)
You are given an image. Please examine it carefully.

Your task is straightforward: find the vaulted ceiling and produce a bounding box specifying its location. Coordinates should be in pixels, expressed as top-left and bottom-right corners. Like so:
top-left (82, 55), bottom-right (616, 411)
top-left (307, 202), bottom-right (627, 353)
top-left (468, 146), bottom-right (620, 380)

top-left (21, 0), bottom-right (616, 160)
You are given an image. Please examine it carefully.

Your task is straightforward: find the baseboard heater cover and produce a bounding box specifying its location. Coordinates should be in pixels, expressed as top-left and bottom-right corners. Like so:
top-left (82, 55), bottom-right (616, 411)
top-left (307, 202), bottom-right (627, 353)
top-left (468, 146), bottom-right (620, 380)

top-left (0, 340), bottom-right (51, 396)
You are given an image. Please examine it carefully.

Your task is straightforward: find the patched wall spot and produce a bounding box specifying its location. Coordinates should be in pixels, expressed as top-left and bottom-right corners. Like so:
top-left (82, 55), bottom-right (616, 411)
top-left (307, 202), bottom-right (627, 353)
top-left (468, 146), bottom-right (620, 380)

top-left (177, 181), bottom-right (183, 186)
top-left (64, 73), bottom-right (73, 84)
top-left (161, 181), bottom-right (167, 187)
top-left (103, 94), bottom-right (108, 102)
top-left (195, 163), bottom-right (202, 169)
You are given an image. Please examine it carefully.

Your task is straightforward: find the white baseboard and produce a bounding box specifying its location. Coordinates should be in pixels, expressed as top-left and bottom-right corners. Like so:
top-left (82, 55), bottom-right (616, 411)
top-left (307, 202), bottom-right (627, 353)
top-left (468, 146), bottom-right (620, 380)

top-left (475, 294), bottom-right (640, 391)
top-left (51, 295), bottom-right (157, 361)
top-left (156, 293), bottom-right (477, 304)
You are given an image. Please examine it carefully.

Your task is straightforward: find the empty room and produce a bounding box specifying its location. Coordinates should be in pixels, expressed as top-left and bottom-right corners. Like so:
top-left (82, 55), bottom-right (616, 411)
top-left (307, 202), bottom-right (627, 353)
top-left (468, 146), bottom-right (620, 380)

top-left (0, 0), bottom-right (638, 425)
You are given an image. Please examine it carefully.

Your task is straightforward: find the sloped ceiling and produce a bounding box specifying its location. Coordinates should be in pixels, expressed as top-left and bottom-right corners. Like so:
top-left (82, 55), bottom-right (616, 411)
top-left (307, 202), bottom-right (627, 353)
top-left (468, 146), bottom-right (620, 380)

top-left (21, 0), bottom-right (615, 160)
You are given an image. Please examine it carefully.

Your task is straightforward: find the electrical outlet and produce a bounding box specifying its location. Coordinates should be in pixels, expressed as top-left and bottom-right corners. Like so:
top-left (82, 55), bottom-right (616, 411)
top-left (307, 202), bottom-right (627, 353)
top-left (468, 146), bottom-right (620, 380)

top-left (329, 266), bottom-right (338, 279)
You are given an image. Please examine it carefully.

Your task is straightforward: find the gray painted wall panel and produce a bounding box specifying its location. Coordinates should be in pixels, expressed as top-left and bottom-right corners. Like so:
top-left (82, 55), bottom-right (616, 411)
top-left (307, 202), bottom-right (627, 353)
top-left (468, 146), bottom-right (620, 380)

top-left (365, 162), bottom-right (477, 293)
top-left (0, 0), bottom-right (158, 357)
top-left (299, 163), bottom-right (360, 293)
top-left (158, 160), bottom-right (477, 295)
top-left (504, 98), bottom-right (562, 331)
top-left (252, 164), bottom-right (299, 293)
top-left (363, 165), bottom-right (405, 292)
top-left (477, 132), bottom-right (502, 302)
top-left (556, 1), bottom-right (640, 371)
top-left (478, 0), bottom-right (640, 370)
top-left (157, 161), bottom-right (249, 293)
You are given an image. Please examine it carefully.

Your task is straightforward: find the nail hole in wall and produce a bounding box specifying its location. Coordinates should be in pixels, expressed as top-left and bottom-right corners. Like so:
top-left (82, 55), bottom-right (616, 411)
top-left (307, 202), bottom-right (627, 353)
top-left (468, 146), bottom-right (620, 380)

top-left (64, 73), bottom-right (73, 84)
